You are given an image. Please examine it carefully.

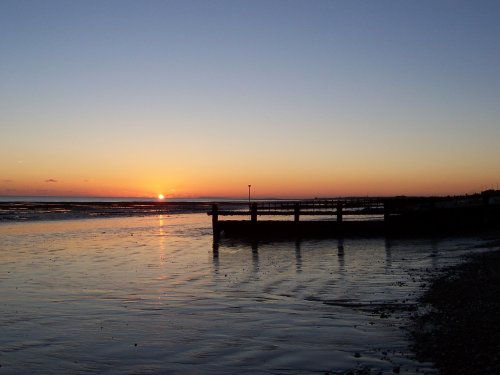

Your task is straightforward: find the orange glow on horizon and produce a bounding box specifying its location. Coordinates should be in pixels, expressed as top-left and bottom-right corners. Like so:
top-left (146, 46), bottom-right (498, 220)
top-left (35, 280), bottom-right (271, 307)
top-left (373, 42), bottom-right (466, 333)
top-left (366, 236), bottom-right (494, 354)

top-left (1, 159), bottom-right (498, 199)
top-left (0, 175), bottom-right (497, 199)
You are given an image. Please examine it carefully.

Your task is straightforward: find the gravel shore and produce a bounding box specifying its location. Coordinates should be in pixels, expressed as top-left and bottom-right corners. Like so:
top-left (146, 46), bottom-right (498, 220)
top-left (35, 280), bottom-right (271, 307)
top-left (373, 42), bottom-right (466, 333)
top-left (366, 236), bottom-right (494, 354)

top-left (411, 247), bottom-right (500, 374)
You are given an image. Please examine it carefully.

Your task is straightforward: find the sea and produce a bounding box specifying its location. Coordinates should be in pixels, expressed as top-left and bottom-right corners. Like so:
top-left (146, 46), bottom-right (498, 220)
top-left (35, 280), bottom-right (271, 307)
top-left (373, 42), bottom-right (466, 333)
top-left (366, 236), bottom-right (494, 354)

top-left (1, 196), bottom-right (498, 374)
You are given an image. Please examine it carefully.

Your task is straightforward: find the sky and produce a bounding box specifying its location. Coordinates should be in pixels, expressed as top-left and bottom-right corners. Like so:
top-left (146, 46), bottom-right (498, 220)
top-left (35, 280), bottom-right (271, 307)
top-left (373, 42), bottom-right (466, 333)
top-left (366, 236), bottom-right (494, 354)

top-left (1, 0), bottom-right (500, 198)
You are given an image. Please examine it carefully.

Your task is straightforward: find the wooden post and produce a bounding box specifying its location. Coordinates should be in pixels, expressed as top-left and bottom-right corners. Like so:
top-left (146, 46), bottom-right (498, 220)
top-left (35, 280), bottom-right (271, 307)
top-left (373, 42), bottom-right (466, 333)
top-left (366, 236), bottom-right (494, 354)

top-left (337, 202), bottom-right (343, 223)
top-left (294, 204), bottom-right (300, 222)
top-left (384, 201), bottom-right (390, 223)
top-left (482, 191), bottom-right (490, 224)
top-left (251, 203), bottom-right (258, 223)
top-left (212, 204), bottom-right (219, 235)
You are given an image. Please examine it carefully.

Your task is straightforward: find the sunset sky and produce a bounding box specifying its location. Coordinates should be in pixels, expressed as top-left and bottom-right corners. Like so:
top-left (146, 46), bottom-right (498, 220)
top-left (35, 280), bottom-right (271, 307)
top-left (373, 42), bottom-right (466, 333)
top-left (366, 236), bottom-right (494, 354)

top-left (1, 0), bottom-right (500, 198)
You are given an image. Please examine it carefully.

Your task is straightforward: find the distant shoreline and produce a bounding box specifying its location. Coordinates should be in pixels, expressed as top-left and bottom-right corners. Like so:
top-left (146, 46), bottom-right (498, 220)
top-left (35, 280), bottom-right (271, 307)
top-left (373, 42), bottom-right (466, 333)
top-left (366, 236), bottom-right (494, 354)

top-left (0, 196), bottom-right (249, 203)
top-left (0, 201), bottom-right (251, 223)
top-left (1, 190), bottom-right (496, 203)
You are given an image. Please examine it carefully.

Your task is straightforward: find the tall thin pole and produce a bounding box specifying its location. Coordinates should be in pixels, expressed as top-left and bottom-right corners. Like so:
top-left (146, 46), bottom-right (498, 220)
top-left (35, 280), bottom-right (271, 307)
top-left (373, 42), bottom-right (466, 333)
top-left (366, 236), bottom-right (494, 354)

top-left (248, 185), bottom-right (251, 208)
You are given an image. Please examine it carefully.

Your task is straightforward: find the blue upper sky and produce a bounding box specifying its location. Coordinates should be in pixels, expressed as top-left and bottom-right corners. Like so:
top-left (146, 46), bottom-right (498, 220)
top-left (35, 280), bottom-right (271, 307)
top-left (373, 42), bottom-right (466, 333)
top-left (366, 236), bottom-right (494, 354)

top-left (1, 0), bottom-right (500, 197)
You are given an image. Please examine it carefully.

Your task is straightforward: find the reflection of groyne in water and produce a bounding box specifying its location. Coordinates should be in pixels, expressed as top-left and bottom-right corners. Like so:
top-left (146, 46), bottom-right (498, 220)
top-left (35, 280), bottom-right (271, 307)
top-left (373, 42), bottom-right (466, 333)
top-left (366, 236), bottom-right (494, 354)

top-left (209, 190), bottom-right (500, 238)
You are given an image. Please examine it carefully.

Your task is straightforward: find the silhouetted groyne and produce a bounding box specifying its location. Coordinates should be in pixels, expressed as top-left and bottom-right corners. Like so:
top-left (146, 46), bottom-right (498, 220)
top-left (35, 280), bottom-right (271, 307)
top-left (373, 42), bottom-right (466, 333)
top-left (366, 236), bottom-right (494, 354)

top-left (208, 190), bottom-right (500, 238)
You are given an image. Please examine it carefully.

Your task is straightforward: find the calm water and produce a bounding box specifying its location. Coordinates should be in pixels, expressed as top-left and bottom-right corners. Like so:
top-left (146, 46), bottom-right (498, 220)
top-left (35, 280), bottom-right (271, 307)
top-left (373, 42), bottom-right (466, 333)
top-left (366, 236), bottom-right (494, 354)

top-left (0, 213), bottom-right (496, 374)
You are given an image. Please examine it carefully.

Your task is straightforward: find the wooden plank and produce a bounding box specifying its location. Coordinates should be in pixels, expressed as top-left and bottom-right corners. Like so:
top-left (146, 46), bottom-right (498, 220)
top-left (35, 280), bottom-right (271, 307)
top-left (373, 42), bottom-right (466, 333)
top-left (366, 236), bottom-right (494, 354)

top-left (208, 209), bottom-right (384, 216)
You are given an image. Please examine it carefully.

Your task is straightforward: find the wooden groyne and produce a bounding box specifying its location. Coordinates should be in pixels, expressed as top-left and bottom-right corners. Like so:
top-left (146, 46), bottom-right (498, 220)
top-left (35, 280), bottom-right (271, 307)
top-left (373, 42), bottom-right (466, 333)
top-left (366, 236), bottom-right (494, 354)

top-left (208, 191), bottom-right (500, 238)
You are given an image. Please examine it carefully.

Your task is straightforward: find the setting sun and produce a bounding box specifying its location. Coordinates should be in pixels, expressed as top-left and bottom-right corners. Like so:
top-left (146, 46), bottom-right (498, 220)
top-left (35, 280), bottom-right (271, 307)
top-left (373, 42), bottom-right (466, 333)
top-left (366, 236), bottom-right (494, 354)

top-left (158, 194), bottom-right (165, 200)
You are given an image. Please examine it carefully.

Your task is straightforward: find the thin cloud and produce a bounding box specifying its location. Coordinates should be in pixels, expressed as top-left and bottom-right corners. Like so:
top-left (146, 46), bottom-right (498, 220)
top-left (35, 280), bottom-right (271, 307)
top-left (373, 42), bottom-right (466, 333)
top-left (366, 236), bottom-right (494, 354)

top-left (2, 179), bottom-right (13, 183)
top-left (45, 179), bottom-right (58, 183)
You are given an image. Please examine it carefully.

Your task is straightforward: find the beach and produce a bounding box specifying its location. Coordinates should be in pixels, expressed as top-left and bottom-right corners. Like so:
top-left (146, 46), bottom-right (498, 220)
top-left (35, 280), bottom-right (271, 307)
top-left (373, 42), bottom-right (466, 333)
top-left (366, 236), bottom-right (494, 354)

top-left (411, 246), bottom-right (500, 375)
top-left (0, 212), bottom-right (498, 374)
top-left (2, 1), bottom-right (499, 372)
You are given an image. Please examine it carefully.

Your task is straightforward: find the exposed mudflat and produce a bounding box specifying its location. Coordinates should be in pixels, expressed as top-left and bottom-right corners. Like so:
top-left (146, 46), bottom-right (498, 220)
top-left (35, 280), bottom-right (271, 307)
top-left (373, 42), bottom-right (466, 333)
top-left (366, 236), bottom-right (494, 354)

top-left (1, 214), bottom-right (498, 374)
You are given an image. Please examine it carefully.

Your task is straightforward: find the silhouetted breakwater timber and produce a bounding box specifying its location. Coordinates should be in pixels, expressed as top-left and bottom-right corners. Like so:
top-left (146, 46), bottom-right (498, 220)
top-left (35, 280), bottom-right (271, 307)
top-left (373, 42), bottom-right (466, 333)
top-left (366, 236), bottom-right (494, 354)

top-left (208, 190), bottom-right (500, 238)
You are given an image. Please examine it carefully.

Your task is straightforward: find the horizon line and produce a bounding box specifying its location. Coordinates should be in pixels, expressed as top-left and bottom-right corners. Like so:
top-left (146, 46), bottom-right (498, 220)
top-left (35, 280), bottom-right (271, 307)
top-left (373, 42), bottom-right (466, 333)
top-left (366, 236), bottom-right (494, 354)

top-left (0, 191), bottom-right (491, 201)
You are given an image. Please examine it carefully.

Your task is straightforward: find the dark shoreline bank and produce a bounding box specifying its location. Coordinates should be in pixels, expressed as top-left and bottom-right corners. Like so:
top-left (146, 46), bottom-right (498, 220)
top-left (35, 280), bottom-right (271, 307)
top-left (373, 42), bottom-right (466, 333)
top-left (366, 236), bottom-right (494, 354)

top-left (411, 246), bottom-right (500, 375)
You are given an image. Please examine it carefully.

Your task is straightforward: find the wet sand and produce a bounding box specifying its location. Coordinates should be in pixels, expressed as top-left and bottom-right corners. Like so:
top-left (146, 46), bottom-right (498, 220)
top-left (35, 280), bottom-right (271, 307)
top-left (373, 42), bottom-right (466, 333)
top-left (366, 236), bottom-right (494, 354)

top-left (1, 214), bottom-right (498, 374)
top-left (0, 201), bottom-right (245, 222)
top-left (411, 244), bottom-right (500, 375)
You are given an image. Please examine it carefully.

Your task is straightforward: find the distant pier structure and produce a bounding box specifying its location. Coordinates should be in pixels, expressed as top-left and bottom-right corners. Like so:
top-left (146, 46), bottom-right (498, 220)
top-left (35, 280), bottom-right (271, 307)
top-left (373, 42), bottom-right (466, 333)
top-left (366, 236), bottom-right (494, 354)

top-left (208, 191), bottom-right (500, 238)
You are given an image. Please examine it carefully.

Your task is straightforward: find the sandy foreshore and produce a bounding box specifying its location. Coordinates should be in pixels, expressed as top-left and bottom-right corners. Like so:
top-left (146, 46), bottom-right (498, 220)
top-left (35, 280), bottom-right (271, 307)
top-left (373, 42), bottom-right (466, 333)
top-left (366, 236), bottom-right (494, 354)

top-left (2, 212), bottom-right (497, 374)
top-left (0, 201), bottom-right (247, 222)
top-left (411, 243), bottom-right (500, 374)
